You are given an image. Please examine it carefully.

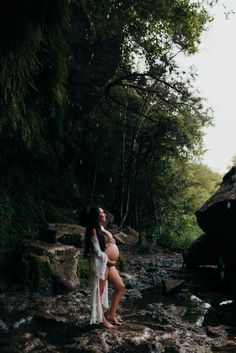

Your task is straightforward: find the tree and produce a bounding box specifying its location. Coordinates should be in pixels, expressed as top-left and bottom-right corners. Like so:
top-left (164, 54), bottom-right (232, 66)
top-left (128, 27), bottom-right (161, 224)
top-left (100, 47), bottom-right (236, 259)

top-left (0, 0), bottom-right (219, 247)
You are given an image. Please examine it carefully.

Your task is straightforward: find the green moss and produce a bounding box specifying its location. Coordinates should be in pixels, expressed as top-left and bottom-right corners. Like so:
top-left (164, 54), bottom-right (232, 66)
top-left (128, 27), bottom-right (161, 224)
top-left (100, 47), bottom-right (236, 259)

top-left (77, 255), bottom-right (91, 289)
top-left (136, 242), bottom-right (151, 255)
top-left (117, 251), bottom-right (127, 271)
top-left (29, 253), bottom-right (53, 290)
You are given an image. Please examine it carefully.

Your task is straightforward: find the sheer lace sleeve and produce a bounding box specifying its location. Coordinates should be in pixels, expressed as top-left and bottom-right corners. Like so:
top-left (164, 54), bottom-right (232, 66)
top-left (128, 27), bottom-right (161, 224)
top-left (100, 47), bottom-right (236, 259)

top-left (89, 231), bottom-right (109, 324)
top-left (90, 233), bottom-right (108, 280)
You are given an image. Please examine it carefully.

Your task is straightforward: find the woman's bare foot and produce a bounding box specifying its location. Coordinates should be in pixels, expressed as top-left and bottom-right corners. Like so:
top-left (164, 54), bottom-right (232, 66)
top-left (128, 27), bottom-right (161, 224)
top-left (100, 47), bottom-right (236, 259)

top-left (102, 317), bottom-right (114, 329)
top-left (105, 313), bottom-right (122, 326)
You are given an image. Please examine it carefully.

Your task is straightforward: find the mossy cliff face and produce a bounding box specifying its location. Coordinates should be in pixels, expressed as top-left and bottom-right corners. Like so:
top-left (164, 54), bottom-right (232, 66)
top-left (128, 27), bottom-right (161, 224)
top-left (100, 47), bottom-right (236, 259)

top-left (26, 253), bottom-right (53, 291)
top-left (6, 241), bottom-right (81, 294)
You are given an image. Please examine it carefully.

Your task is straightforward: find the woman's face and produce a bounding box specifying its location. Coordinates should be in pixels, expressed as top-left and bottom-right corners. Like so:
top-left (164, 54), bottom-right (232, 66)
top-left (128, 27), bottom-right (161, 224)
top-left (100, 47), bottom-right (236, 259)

top-left (98, 208), bottom-right (106, 223)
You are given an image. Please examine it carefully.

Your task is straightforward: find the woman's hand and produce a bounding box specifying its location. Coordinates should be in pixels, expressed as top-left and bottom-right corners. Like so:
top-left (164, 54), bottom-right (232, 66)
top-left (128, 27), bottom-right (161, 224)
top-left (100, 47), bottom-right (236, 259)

top-left (107, 260), bottom-right (116, 267)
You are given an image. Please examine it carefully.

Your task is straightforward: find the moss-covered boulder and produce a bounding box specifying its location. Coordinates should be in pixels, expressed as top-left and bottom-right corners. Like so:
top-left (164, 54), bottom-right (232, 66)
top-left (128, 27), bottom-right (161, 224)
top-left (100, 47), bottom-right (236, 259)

top-left (10, 241), bottom-right (81, 293)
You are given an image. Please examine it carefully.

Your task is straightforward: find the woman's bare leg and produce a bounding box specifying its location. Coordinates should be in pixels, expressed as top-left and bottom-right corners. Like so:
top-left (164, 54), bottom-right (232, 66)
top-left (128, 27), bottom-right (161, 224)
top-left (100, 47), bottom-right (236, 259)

top-left (106, 266), bottom-right (125, 324)
top-left (99, 266), bottom-right (114, 329)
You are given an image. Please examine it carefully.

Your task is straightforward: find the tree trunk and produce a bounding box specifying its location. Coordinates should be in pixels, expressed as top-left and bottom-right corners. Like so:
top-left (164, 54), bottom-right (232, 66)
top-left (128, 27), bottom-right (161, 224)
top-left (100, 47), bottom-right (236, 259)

top-left (119, 104), bottom-right (127, 223)
top-left (90, 162), bottom-right (97, 201)
top-left (146, 161), bottom-right (158, 227)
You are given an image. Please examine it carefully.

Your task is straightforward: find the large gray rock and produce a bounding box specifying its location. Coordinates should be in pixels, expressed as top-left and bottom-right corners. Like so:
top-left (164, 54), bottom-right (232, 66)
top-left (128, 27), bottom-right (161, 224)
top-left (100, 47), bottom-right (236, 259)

top-left (163, 279), bottom-right (185, 294)
top-left (39, 223), bottom-right (85, 247)
top-left (196, 166), bottom-right (236, 240)
top-left (12, 241), bottom-right (81, 293)
top-left (182, 234), bottom-right (219, 269)
top-left (183, 166), bottom-right (236, 271)
top-left (109, 226), bottom-right (139, 246)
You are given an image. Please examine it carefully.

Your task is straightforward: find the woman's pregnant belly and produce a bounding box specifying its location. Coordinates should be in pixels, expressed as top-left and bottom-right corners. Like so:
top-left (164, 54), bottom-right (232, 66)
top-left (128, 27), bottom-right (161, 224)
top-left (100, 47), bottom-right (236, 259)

top-left (105, 243), bottom-right (119, 261)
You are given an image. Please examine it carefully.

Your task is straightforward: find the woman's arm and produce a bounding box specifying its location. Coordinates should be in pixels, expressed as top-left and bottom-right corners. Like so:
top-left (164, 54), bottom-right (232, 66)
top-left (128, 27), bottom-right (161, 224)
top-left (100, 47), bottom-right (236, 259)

top-left (91, 228), bottom-right (116, 266)
top-left (107, 260), bottom-right (116, 266)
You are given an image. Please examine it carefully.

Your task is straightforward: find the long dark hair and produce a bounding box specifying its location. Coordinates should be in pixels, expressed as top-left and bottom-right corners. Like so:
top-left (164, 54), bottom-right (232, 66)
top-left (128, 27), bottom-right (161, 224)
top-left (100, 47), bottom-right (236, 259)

top-left (84, 207), bottom-right (106, 257)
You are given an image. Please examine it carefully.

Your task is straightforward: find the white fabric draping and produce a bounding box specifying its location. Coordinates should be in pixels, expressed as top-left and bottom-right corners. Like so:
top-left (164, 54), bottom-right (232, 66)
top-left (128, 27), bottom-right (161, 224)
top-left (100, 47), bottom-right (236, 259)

top-left (89, 235), bottom-right (109, 324)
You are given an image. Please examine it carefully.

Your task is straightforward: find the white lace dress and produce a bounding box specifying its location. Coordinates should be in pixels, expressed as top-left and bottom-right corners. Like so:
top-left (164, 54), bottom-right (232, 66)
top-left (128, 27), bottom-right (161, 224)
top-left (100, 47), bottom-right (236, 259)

top-left (89, 235), bottom-right (109, 324)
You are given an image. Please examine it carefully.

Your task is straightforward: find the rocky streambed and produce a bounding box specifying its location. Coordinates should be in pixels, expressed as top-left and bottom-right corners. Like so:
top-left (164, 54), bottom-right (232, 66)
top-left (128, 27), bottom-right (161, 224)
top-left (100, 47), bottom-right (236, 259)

top-left (1, 246), bottom-right (236, 353)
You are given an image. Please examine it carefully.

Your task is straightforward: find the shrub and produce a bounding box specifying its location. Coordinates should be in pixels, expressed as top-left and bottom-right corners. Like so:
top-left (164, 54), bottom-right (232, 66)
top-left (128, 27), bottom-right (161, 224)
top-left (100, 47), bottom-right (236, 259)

top-left (117, 251), bottom-right (127, 271)
top-left (77, 255), bottom-right (90, 289)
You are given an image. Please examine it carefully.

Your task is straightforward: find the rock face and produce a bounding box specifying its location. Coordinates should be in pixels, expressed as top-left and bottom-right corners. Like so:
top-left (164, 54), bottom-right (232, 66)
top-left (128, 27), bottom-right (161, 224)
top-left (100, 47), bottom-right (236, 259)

top-left (109, 227), bottom-right (139, 246)
top-left (11, 241), bottom-right (81, 293)
top-left (183, 234), bottom-right (219, 269)
top-left (196, 166), bottom-right (236, 239)
top-left (8, 218), bottom-right (140, 294)
top-left (3, 219), bottom-right (139, 294)
top-left (184, 166), bottom-right (236, 274)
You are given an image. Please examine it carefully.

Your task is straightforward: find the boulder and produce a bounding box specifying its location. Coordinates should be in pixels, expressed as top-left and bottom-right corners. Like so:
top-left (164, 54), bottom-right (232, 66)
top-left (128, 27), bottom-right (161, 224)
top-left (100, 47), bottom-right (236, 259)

top-left (39, 223), bottom-right (85, 247)
top-left (196, 166), bottom-right (236, 240)
top-left (11, 241), bottom-right (80, 293)
top-left (109, 226), bottom-right (139, 246)
top-left (163, 279), bottom-right (185, 294)
top-left (190, 166), bottom-right (236, 272)
top-left (182, 234), bottom-right (219, 269)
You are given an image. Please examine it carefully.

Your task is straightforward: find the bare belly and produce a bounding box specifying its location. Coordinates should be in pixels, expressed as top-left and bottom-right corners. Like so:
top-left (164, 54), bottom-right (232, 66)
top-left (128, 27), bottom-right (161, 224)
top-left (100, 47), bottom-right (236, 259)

top-left (105, 243), bottom-right (119, 261)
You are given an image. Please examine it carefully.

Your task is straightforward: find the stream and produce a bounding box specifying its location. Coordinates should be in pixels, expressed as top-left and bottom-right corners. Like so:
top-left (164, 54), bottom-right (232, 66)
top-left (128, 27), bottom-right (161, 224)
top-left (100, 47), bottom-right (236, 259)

top-left (1, 248), bottom-right (236, 353)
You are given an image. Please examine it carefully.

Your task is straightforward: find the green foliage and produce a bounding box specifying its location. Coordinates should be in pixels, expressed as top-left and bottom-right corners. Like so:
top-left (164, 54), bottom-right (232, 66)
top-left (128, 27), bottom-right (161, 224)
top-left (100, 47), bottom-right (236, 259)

top-left (149, 162), bottom-right (221, 251)
top-left (0, 0), bottom-right (219, 249)
top-left (135, 241), bottom-right (151, 255)
top-left (77, 255), bottom-right (91, 289)
top-left (30, 254), bottom-right (53, 290)
top-left (0, 170), bottom-right (79, 248)
top-left (116, 251), bottom-right (127, 271)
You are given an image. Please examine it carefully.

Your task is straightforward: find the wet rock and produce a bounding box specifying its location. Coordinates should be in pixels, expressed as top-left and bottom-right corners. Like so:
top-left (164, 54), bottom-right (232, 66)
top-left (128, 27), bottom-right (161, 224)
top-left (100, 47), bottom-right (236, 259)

top-left (122, 227), bottom-right (139, 245)
top-left (164, 347), bottom-right (179, 353)
top-left (0, 318), bottom-right (9, 332)
top-left (39, 223), bottom-right (85, 247)
top-left (121, 273), bottom-right (136, 289)
top-left (0, 332), bottom-right (43, 353)
top-left (1, 249), bottom-right (236, 353)
top-left (213, 342), bottom-right (236, 352)
top-left (13, 315), bottom-right (33, 328)
top-left (206, 325), bottom-right (227, 338)
top-left (112, 231), bottom-right (138, 246)
top-left (163, 279), bottom-right (185, 294)
top-left (36, 331), bottom-right (47, 338)
top-left (34, 311), bottom-right (68, 324)
top-left (112, 231), bottom-right (126, 244)
top-left (109, 227), bottom-right (139, 246)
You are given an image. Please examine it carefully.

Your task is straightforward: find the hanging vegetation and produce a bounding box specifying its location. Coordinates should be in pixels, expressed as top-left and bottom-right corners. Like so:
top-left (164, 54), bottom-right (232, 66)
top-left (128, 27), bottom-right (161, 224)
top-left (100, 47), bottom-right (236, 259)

top-left (0, 0), bottom-right (221, 249)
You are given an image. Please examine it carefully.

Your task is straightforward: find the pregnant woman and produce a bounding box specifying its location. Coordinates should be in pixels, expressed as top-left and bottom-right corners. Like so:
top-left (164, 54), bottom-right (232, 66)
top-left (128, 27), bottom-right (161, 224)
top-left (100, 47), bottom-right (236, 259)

top-left (84, 207), bottom-right (125, 329)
